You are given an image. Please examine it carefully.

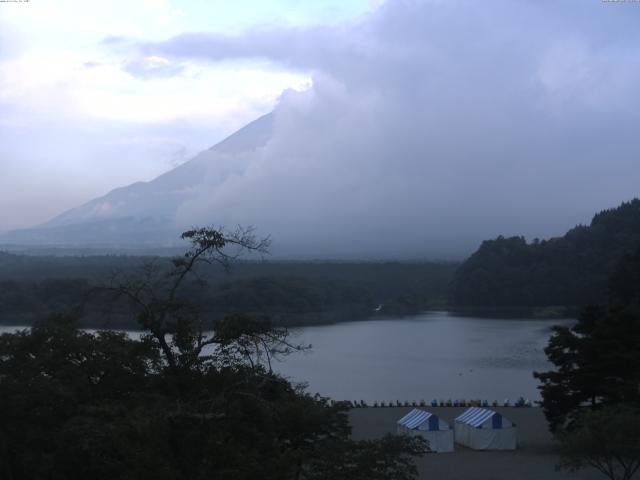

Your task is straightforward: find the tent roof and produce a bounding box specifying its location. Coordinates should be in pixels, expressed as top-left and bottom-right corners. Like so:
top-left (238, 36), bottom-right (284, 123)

top-left (455, 407), bottom-right (505, 428)
top-left (397, 409), bottom-right (438, 430)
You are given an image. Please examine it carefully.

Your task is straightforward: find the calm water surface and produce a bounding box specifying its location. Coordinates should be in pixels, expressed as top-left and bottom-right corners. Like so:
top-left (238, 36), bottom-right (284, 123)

top-left (0, 311), bottom-right (570, 403)
top-left (274, 311), bottom-right (571, 403)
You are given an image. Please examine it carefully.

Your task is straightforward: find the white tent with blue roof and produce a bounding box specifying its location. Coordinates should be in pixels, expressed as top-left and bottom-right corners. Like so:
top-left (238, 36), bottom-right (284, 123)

top-left (396, 408), bottom-right (454, 453)
top-left (454, 407), bottom-right (517, 450)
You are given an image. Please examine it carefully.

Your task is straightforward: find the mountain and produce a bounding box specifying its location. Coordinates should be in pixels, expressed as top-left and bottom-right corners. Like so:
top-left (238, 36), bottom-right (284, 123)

top-left (1, 113), bottom-right (274, 247)
top-left (449, 199), bottom-right (640, 310)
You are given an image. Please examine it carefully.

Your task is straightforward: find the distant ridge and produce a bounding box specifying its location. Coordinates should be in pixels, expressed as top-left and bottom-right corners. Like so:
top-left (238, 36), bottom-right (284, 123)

top-left (449, 198), bottom-right (640, 309)
top-left (1, 113), bottom-right (274, 247)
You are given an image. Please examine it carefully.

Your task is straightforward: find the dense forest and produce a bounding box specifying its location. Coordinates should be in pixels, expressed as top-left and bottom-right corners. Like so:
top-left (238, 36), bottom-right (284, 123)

top-left (0, 252), bottom-right (457, 328)
top-left (449, 199), bottom-right (640, 313)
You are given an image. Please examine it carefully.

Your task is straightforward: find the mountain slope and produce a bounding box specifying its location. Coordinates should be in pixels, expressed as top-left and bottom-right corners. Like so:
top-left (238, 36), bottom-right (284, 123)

top-left (2, 113), bottom-right (273, 246)
top-left (449, 199), bottom-right (640, 309)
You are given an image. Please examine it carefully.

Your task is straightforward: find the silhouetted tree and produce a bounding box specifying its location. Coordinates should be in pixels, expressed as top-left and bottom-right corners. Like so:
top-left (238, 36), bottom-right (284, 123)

top-left (535, 247), bottom-right (640, 431)
top-left (108, 225), bottom-right (271, 370)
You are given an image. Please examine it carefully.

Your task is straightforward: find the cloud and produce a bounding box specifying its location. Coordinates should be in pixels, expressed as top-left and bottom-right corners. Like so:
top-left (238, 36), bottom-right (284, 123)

top-left (102, 35), bottom-right (131, 45)
top-left (0, 20), bottom-right (309, 231)
top-left (3, 0), bottom-right (640, 257)
top-left (123, 55), bottom-right (185, 79)
top-left (140, 26), bottom-right (337, 69)
top-left (156, 0), bottom-right (640, 257)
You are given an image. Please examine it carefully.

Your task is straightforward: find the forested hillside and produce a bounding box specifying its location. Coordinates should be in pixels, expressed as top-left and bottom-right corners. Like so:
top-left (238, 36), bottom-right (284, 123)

top-left (449, 199), bottom-right (640, 310)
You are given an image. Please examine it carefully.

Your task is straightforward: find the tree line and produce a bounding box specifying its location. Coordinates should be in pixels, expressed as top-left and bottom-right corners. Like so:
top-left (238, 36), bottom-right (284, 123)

top-left (450, 199), bottom-right (640, 311)
top-left (0, 252), bottom-right (457, 328)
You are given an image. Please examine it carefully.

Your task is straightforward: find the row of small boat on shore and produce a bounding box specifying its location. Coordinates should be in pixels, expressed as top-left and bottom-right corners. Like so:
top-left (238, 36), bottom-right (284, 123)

top-left (338, 397), bottom-right (534, 408)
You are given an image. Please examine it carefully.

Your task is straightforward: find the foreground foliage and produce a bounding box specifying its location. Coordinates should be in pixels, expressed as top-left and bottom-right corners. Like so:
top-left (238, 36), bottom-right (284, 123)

top-left (534, 247), bottom-right (640, 431)
top-left (0, 227), bottom-right (427, 480)
top-left (557, 405), bottom-right (640, 480)
top-left (536, 247), bottom-right (640, 479)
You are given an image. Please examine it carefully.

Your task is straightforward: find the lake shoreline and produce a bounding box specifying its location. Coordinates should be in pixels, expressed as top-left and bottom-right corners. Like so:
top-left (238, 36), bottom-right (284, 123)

top-left (0, 307), bottom-right (577, 332)
top-left (446, 305), bottom-right (580, 320)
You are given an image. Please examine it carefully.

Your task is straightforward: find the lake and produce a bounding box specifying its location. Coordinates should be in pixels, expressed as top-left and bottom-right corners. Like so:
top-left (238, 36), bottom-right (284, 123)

top-left (0, 311), bottom-right (570, 403)
top-left (273, 311), bottom-right (570, 403)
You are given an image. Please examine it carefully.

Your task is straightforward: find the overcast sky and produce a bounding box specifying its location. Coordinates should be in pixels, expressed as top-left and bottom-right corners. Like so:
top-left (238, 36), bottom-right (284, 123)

top-left (1, 0), bottom-right (640, 257)
top-left (0, 0), bottom-right (372, 230)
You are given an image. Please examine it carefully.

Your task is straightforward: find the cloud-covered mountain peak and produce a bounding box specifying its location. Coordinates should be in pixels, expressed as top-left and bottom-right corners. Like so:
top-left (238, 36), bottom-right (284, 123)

top-left (2, 113), bottom-right (274, 246)
top-left (3, 1), bottom-right (640, 259)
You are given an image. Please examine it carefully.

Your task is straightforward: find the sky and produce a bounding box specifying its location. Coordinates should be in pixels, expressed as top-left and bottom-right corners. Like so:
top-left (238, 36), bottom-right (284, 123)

top-left (1, 0), bottom-right (640, 257)
top-left (0, 0), bottom-right (375, 230)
